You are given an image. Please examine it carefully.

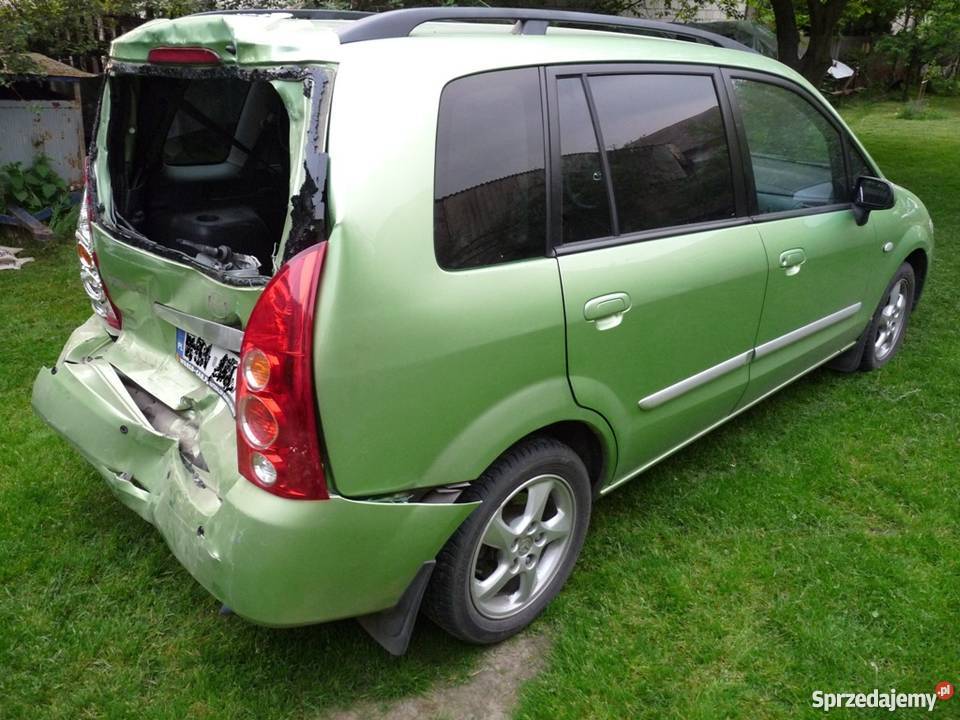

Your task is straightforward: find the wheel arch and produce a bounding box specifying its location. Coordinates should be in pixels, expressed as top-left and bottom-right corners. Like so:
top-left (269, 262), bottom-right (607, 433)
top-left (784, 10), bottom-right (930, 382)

top-left (492, 419), bottom-right (615, 497)
top-left (904, 247), bottom-right (929, 308)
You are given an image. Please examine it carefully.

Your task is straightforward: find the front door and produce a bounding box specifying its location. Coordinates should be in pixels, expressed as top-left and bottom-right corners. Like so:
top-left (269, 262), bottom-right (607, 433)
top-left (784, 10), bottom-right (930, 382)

top-left (724, 72), bottom-right (879, 406)
top-left (549, 66), bottom-right (768, 486)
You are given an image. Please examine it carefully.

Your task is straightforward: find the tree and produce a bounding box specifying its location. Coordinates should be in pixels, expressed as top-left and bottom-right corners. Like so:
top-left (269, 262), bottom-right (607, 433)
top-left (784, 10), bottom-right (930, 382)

top-left (768, 0), bottom-right (849, 83)
top-left (877, 0), bottom-right (960, 98)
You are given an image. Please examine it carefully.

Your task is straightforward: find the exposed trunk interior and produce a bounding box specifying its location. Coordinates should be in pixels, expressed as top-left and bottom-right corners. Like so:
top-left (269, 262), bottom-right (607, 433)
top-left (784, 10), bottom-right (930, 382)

top-left (106, 74), bottom-right (291, 277)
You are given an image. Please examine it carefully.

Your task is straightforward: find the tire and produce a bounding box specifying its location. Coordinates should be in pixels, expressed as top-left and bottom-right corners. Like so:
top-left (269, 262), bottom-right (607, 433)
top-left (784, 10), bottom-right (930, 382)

top-left (424, 436), bottom-right (592, 645)
top-left (860, 263), bottom-right (916, 371)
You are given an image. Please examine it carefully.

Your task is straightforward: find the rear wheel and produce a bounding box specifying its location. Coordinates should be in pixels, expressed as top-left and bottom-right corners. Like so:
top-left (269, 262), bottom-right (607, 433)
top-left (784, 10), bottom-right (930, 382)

top-left (424, 437), bottom-right (591, 644)
top-left (861, 263), bottom-right (916, 371)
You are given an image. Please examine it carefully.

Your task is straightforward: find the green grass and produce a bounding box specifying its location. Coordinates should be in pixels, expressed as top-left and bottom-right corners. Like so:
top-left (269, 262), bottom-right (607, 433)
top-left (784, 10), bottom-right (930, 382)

top-left (2, 98), bottom-right (958, 720)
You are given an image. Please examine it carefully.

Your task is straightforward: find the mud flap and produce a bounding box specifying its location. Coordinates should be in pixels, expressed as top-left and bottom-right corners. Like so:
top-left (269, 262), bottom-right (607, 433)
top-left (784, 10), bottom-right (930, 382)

top-left (827, 324), bottom-right (869, 373)
top-left (357, 561), bottom-right (435, 656)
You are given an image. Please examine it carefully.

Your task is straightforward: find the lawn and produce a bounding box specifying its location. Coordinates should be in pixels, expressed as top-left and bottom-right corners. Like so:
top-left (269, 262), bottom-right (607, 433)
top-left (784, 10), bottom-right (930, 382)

top-left (1, 97), bottom-right (958, 720)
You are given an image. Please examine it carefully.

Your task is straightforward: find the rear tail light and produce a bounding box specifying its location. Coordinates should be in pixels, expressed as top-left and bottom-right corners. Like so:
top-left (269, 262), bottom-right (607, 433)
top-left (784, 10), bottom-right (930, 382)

top-left (77, 158), bottom-right (122, 332)
top-left (147, 47), bottom-right (221, 65)
top-left (236, 243), bottom-right (329, 500)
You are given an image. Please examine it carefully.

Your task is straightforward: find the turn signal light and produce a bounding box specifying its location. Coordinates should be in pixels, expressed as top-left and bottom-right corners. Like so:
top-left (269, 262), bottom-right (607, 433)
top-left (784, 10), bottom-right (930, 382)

top-left (235, 243), bottom-right (329, 500)
top-left (78, 158), bottom-right (122, 332)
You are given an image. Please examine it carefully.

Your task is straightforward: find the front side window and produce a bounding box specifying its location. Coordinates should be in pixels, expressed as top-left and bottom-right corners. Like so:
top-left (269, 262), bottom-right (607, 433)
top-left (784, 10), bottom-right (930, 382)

top-left (848, 145), bottom-right (875, 183)
top-left (731, 78), bottom-right (847, 214)
top-left (434, 68), bottom-right (547, 270)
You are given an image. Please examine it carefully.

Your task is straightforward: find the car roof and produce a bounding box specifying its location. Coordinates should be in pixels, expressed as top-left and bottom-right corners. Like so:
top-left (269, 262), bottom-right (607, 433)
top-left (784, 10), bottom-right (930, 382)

top-left (108, 12), bottom-right (810, 91)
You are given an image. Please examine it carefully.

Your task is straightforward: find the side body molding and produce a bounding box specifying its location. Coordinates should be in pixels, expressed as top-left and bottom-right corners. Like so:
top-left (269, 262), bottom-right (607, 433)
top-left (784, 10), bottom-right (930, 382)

top-left (638, 303), bottom-right (863, 410)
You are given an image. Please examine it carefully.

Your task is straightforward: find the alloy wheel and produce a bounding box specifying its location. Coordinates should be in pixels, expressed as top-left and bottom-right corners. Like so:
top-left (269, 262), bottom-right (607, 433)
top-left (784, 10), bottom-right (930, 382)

top-left (875, 278), bottom-right (908, 361)
top-left (469, 474), bottom-right (577, 620)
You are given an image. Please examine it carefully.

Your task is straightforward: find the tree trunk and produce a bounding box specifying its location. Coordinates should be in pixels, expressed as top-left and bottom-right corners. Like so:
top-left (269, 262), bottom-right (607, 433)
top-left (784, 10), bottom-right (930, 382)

top-left (770, 0), bottom-right (849, 85)
top-left (770, 0), bottom-right (803, 72)
top-left (798, 0), bottom-right (849, 85)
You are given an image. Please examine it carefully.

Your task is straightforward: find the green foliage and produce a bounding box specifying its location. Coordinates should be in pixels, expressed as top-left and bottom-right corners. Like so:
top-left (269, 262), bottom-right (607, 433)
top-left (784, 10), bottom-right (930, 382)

top-left (0, 1), bottom-right (223, 72)
top-left (877, 0), bottom-right (960, 92)
top-left (0, 156), bottom-right (71, 217)
top-left (928, 75), bottom-right (960, 95)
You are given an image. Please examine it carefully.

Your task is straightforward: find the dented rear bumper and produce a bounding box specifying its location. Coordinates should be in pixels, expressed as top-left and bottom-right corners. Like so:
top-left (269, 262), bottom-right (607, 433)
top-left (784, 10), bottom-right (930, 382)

top-left (32, 317), bottom-right (476, 626)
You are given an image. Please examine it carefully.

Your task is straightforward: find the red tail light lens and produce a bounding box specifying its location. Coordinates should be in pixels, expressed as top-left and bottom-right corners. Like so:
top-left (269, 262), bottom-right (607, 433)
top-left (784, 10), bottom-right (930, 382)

top-left (147, 47), bottom-right (221, 65)
top-left (79, 157), bottom-right (122, 332)
top-left (236, 243), bottom-right (329, 500)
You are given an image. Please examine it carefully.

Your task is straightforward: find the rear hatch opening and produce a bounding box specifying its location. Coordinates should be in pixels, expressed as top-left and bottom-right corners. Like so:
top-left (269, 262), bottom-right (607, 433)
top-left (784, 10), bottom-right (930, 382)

top-left (97, 64), bottom-right (328, 284)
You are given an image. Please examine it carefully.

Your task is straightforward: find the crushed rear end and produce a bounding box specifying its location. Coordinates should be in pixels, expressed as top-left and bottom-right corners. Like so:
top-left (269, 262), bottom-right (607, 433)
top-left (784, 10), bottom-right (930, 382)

top-left (31, 14), bottom-right (474, 630)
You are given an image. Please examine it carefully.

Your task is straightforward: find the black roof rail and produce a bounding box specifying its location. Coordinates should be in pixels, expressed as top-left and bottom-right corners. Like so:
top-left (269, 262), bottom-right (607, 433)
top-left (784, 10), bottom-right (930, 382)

top-left (335, 7), bottom-right (755, 52)
top-left (189, 8), bottom-right (373, 21)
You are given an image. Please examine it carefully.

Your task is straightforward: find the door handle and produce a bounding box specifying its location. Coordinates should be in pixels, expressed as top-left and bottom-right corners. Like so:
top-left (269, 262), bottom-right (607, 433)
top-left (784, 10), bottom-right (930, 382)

top-left (779, 248), bottom-right (807, 276)
top-left (584, 292), bottom-right (631, 331)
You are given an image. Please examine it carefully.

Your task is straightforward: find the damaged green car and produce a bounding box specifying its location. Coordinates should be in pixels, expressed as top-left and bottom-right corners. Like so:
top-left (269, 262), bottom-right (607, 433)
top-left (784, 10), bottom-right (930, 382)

top-left (33, 7), bottom-right (933, 654)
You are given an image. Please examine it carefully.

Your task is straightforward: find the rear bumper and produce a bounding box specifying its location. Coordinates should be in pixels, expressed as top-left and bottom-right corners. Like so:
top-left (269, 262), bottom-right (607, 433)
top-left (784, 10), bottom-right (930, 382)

top-left (32, 317), bottom-right (476, 626)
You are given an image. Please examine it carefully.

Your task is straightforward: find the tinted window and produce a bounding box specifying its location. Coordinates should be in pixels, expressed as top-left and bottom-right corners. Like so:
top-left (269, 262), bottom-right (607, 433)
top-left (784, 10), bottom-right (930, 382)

top-left (434, 68), bottom-right (547, 270)
top-left (848, 145), bottom-right (874, 183)
top-left (731, 79), bottom-right (847, 214)
top-left (589, 74), bottom-right (737, 235)
top-left (558, 77), bottom-right (612, 244)
top-left (164, 78), bottom-right (249, 166)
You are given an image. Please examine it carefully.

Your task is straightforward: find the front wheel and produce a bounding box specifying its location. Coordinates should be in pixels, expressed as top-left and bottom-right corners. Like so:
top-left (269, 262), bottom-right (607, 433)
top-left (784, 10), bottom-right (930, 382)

top-left (861, 263), bottom-right (916, 371)
top-left (424, 437), bottom-right (591, 644)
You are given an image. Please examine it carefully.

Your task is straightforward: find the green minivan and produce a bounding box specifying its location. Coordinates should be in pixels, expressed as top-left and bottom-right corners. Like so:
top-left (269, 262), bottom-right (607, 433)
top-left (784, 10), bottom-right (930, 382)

top-left (32, 8), bottom-right (933, 654)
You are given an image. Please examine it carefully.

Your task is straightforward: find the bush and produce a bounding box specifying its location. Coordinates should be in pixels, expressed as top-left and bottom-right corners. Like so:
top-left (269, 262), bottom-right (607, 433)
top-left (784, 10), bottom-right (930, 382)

top-left (928, 76), bottom-right (960, 96)
top-left (0, 156), bottom-right (71, 215)
top-left (896, 99), bottom-right (948, 120)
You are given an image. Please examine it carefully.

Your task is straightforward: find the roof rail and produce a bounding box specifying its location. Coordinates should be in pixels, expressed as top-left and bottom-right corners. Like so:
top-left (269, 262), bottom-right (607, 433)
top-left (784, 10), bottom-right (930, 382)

top-left (336, 7), bottom-right (754, 52)
top-left (189, 9), bottom-right (373, 21)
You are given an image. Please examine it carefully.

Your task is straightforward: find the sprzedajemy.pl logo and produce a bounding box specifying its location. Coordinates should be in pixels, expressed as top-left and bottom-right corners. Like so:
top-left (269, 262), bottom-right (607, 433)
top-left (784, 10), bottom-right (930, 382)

top-left (811, 682), bottom-right (954, 712)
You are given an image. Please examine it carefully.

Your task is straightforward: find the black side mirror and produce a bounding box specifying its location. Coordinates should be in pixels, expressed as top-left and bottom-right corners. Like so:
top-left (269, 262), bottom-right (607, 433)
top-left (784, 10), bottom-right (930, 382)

top-left (852, 176), bottom-right (895, 226)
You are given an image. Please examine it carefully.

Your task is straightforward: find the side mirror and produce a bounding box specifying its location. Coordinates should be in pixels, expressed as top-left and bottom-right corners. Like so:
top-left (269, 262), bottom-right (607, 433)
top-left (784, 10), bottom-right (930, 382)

top-left (852, 176), bottom-right (895, 226)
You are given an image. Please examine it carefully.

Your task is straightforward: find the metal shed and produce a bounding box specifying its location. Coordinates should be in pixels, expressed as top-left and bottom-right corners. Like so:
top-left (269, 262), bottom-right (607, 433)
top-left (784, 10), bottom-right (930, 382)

top-left (0, 53), bottom-right (95, 187)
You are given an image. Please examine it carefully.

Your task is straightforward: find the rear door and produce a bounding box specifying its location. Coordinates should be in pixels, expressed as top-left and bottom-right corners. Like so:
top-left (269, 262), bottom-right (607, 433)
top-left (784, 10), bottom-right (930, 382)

top-left (723, 71), bottom-right (878, 407)
top-left (549, 65), bottom-right (768, 486)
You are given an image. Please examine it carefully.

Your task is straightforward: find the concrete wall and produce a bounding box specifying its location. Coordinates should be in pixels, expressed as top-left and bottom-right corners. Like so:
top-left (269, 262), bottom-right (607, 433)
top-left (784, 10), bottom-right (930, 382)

top-left (0, 99), bottom-right (86, 186)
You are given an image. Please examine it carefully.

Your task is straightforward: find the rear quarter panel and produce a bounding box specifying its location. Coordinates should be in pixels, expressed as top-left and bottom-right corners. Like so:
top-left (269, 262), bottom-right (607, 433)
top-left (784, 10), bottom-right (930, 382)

top-left (315, 53), bottom-right (614, 497)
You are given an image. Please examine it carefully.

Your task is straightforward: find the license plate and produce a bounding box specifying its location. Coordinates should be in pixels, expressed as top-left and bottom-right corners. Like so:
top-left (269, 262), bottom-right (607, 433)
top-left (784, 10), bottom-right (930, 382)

top-left (175, 328), bottom-right (239, 413)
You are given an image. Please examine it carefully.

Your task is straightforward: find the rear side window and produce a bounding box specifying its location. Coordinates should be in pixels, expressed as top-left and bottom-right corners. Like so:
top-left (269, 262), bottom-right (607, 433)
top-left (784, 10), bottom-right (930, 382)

top-left (558, 73), bottom-right (737, 244)
top-left (589, 74), bottom-right (736, 236)
top-left (558, 77), bottom-right (612, 244)
top-left (731, 78), bottom-right (847, 213)
top-left (164, 78), bottom-right (249, 166)
top-left (434, 68), bottom-right (547, 270)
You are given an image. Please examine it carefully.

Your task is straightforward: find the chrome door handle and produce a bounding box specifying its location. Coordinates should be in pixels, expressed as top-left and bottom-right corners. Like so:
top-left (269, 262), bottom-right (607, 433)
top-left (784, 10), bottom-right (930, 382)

top-left (584, 292), bottom-right (631, 331)
top-left (779, 248), bottom-right (807, 276)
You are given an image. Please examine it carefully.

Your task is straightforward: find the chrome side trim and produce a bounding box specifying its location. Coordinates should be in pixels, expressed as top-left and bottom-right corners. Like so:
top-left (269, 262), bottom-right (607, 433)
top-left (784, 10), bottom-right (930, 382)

top-left (602, 341), bottom-right (856, 496)
top-left (638, 349), bottom-right (753, 410)
top-left (637, 302), bottom-right (863, 411)
top-left (153, 303), bottom-right (244, 353)
top-left (753, 302), bottom-right (861, 359)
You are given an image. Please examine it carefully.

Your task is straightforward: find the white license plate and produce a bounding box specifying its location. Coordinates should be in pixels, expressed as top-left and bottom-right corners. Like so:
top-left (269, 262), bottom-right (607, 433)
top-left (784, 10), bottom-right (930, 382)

top-left (175, 328), bottom-right (239, 413)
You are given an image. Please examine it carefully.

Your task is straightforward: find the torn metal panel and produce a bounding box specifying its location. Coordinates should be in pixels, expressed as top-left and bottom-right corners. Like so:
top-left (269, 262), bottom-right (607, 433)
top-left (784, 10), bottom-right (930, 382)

top-left (32, 317), bottom-right (480, 626)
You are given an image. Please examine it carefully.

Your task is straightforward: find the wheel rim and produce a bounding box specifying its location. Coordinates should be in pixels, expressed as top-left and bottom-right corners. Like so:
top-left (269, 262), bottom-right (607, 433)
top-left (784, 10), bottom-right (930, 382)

top-left (875, 279), bottom-right (908, 361)
top-left (469, 474), bottom-right (577, 620)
